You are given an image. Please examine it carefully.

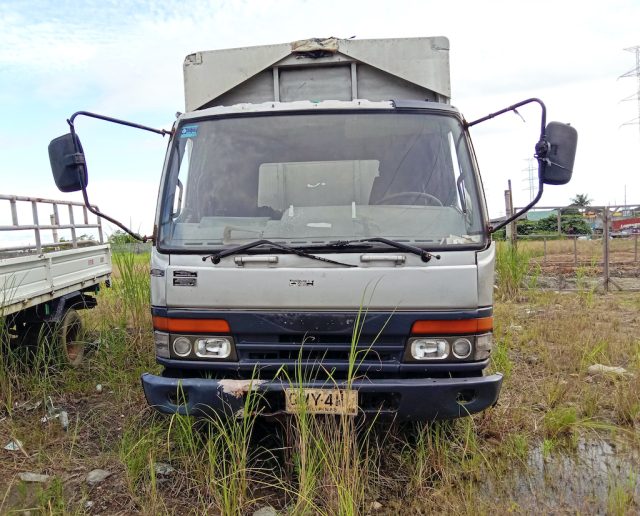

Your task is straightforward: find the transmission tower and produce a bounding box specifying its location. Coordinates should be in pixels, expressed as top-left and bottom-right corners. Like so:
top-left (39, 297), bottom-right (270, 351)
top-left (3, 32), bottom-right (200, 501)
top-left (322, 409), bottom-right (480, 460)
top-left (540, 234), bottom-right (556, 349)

top-left (620, 45), bottom-right (640, 137)
top-left (521, 158), bottom-right (536, 202)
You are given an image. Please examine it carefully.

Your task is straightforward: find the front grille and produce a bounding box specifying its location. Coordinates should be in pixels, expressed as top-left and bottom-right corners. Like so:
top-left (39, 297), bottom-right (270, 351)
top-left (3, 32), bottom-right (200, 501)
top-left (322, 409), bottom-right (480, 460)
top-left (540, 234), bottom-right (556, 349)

top-left (241, 347), bottom-right (397, 362)
top-left (236, 336), bottom-right (403, 363)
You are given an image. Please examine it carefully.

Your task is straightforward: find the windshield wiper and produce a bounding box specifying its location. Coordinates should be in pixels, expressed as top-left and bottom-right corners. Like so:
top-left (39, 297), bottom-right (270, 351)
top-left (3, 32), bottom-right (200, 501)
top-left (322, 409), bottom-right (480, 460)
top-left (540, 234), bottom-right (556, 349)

top-left (202, 239), bottom-right (356, 267)
top-left (326, 237), bottom-right (441, 262)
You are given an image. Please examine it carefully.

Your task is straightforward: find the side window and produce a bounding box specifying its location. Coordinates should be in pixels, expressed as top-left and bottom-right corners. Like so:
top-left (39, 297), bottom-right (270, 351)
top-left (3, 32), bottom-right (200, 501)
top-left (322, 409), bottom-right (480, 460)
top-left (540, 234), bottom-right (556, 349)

top-left (448, 131), bottom-right (473, 221)
top-left (172, 139), bottom-right (192, 220)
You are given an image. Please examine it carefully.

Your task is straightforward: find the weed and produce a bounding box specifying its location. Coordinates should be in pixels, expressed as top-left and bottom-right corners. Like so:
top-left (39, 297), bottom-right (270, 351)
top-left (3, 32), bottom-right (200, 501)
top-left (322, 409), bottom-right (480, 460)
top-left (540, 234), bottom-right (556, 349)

top-left (607, 471), bottom-right (637, 516)
top-left (119, 415), bottom-right (164, 493)
top-left (495, 242), bottom-right (532, 300)
top-left (579, 341), bottom-right (608, 374)
top-left (613, 376), bottom-right (640, 426)
top-left (110, 251), bottom-right (150, 330)
top-left (504, 432), bottom-right (529, 463)
top-left (36, 477), bottom-right (66, 513)
top-left (541, 437), bottom-right (555, 458)
top-left (490, 337), bottom-right (512, 379)
top-left (544, 406), bottom-right (578, 437)
top-left (574, 262), bottom-right (601, 306)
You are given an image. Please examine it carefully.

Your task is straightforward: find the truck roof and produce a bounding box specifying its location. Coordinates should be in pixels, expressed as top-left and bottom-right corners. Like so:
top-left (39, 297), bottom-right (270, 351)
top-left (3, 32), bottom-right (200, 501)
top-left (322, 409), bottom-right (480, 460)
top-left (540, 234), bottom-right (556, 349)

top-left (184, 36), bottom-right (451, 112)
top-left (179, 99), bottom-right (461, 121)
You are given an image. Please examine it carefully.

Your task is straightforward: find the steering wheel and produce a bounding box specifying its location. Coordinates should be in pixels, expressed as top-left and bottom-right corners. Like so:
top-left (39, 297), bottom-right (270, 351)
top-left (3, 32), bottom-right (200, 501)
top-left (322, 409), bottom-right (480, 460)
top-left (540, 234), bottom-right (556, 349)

top-left (376, 191), bottom-right (443, 206)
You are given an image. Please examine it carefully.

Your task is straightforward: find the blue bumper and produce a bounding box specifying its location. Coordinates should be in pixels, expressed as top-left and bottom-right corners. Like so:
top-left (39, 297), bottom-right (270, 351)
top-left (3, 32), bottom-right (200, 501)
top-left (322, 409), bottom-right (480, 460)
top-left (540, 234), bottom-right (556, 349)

top-left (141, 372), bottom-right (503, 421)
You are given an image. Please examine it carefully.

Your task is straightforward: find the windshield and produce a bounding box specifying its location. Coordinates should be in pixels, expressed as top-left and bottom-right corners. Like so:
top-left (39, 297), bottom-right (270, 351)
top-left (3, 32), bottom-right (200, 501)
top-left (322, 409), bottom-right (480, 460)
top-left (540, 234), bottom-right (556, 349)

top-left (158, 111), bottom-right (487, 251)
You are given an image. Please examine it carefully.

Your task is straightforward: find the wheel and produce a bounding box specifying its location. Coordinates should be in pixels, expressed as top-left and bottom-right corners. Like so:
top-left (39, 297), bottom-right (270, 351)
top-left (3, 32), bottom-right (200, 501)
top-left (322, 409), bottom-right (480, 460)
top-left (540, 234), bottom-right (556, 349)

top-left (376, 191), bottom-right (443, 206)
top-left (57, 308), bottom-right (85, 367)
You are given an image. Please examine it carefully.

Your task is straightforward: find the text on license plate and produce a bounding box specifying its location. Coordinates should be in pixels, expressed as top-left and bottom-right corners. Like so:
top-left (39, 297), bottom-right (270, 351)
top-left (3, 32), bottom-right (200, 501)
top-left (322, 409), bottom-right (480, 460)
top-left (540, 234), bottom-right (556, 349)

top-left (285, 388), bottom-right (358, 415)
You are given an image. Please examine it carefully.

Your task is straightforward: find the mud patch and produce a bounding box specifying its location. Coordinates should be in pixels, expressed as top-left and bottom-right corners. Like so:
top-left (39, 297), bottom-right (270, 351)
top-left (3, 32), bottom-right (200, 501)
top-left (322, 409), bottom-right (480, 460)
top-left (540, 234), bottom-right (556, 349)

top-left (483, 437), bottom-right (640, 513)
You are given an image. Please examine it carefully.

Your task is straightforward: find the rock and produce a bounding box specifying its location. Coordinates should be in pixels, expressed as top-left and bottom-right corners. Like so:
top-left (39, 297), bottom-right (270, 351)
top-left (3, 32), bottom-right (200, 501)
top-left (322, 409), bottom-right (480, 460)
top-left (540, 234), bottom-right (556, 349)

top-left (371, 501), bottom-right (383, 511)
top-left (86, 469), bottom-right (112, 485)
top-left (587, 364), bottom-right (630, 377)
top-left (154, 462), bottom-right (175, 476)
top-left (18, 472), bottom-right (51, 483)
top-left (252, 506), bottom-right (277, 516)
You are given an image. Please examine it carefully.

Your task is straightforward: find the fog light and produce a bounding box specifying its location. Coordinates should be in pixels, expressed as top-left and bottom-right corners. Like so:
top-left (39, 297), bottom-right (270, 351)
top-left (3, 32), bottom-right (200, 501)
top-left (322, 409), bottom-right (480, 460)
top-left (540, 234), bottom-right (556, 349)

top-left (410, 338), bottom-right (449, 360)
top-left (452, 338), bottom-right (472, 359)
top-left (154, 331), bottom-right (170, 358)
top-left (172, 336), bottom-right (192, 357)
top-left (195, 337), bottom-right (231, 359)
top-left (475, 333), bottom-right (493, 360)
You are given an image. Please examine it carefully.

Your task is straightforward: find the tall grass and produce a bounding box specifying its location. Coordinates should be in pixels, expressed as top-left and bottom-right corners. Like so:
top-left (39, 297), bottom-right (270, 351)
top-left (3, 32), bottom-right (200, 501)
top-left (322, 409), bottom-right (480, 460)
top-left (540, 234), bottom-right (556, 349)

top-left (110, 251), bottom-right (151, 330)
top-left (495, 242), bottom-right (534, 300)
top-left (0, 313), bottom-right (65, 413)
top-left (279, 286), bottom-right (386, 515)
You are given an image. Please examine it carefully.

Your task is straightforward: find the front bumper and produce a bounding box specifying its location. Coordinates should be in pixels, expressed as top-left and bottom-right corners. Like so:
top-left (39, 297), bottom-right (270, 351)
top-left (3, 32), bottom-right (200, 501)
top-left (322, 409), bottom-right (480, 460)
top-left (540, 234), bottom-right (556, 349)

top-left (141, 372), bottom-right (503, 421)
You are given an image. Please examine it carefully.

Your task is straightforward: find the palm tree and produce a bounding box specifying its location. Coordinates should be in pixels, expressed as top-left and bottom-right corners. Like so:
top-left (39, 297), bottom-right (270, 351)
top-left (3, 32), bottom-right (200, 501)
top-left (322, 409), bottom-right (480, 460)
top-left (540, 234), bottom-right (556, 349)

top-left (570, 194), bottom-right (592, 208)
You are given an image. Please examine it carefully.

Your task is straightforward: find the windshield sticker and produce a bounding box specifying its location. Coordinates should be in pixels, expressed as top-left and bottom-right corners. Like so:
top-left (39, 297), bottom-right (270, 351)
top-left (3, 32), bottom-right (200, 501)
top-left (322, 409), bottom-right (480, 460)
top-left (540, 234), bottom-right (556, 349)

top-left (180, 125), bottom-right (198, 139)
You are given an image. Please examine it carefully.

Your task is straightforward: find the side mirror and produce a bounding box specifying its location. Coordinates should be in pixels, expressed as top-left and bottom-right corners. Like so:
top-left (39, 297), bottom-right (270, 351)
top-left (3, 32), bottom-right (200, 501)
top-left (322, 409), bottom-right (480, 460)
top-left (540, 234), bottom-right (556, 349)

top-left (48, 133), bottom-right (88, 192)
top-left (541, 122), bottom-right (577, 186)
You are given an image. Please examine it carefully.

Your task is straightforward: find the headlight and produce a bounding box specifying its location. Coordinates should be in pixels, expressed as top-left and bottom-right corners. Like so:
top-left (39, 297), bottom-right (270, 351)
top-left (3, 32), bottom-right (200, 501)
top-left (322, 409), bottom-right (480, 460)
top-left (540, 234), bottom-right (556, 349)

top-left (410, 338), bottom-right (449, 360)
top-left (195, 337), bottom-right (232, 359)
top-left (452, 338), bottom-right (472, 359)
top-left (172, 336), bottom-right (192, 357)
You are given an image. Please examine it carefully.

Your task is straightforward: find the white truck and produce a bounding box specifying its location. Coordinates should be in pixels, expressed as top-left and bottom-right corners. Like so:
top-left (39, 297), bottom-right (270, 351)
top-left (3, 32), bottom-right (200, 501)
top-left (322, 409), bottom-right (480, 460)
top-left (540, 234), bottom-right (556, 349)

top-left (0, 195), bottom-right (111, 365)
top-left (47, 37), bottom-right (577, 419)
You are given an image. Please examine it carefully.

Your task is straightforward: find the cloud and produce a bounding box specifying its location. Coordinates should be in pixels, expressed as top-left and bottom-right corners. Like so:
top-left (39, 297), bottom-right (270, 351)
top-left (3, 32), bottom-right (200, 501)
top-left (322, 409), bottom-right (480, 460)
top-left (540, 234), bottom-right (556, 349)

top-left (2, 0), bottom-right (640, 224)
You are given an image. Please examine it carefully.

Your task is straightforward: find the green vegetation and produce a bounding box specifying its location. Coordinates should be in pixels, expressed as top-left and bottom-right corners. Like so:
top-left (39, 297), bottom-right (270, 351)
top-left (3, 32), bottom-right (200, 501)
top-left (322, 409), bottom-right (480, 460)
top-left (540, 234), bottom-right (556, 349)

top-left (495, 242), bottom-right (537, 300)
top-left (514, 213), bottom-right (592, 236)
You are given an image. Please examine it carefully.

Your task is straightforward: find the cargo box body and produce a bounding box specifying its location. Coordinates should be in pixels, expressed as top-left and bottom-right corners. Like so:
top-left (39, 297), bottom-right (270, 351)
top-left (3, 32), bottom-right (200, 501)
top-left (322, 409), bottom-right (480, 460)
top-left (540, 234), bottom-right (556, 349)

top-left (183, 36), bottom-right (451, 111)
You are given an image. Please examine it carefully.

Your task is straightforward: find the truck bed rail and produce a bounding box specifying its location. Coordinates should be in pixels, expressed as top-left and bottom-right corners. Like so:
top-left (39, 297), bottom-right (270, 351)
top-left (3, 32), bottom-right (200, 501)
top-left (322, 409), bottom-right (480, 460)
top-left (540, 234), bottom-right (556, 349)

top-left (1, 195), bottom-right (111, 318)
top-left (0, 194), bottom-right (104, 255)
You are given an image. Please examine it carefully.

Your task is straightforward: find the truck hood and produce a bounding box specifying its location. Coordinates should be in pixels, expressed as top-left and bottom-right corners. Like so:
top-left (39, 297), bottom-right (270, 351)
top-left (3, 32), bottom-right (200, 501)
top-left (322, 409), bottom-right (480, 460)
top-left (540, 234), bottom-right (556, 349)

top-left (151, 245), bottom-right (495, 311)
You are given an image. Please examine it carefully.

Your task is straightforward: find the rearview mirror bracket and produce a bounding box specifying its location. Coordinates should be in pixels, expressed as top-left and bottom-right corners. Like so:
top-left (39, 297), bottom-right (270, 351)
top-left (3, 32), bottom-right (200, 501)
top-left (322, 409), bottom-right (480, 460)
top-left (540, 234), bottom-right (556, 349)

top-left (466, 98), bottom-right (577, 234)
top-left (50, 111), bottom-right (172, 243)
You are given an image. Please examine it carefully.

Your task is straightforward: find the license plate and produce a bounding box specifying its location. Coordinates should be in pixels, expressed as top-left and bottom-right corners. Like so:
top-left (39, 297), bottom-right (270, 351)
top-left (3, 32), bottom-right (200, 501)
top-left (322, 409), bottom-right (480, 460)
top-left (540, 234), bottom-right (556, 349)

top-left (285, 388), bottom-right (358, 416)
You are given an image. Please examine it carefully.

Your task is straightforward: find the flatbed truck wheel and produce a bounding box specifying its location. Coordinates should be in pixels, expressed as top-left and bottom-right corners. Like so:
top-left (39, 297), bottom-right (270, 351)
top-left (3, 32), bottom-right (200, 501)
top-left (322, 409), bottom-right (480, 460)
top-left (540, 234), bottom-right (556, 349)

top-left (57, 308), bottom-right (85, 367)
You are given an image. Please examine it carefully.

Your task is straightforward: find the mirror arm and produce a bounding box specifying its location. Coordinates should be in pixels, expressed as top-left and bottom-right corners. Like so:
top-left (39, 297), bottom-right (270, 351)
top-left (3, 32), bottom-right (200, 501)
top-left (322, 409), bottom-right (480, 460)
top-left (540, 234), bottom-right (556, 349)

top-left (68, 111), bottom-right (171, 137)
top-left (66, 111), bottom-right (168, 243)
top-left (466, 98), bottom-right (550, 235)
top-left (466, 97), bottom-right (546, 134)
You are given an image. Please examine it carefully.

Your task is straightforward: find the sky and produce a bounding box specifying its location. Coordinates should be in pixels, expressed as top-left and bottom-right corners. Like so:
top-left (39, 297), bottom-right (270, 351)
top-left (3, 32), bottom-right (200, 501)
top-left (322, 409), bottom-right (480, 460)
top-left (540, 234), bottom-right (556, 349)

top-left (1, 0), bottom-right (639, 241)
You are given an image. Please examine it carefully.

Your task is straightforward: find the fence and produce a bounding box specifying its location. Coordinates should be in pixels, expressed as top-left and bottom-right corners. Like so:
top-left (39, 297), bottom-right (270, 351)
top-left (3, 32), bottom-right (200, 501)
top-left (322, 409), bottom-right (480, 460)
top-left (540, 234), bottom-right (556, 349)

top-left (505, 205), bottom-right (640, 292)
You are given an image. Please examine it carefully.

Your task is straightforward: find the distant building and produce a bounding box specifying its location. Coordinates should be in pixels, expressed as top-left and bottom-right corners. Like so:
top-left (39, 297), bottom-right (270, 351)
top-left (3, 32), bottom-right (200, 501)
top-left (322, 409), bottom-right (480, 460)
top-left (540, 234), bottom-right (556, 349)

top-left (526, 209), bottom-right (557, 221)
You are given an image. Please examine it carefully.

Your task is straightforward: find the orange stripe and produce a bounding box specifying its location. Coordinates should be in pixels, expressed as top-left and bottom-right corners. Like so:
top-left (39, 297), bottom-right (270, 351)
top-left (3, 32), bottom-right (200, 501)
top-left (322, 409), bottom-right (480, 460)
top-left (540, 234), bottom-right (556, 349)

top-left (411, 317), bottom-right (493, 335)
top-left (153, 316), bottom-right (230, 333)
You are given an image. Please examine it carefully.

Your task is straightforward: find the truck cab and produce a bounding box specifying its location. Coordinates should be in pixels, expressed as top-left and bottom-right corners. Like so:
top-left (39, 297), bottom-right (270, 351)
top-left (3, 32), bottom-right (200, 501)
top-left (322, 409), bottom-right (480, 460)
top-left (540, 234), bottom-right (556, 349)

top-left (144, 37), bottom-right (499, 420)
top-left (48, 36), bottom-right (576, 420)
